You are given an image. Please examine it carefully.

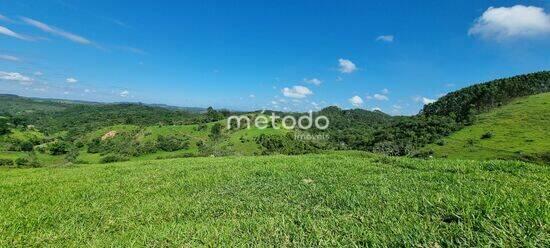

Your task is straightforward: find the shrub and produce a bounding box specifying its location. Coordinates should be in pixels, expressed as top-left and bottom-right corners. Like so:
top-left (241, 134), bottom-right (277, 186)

top-left (87, 138), bottom-right (102, 154)
top-left (19, 141), bottom-right (34, 152)
top-left (435, 139), bottom-right (445, 146)
top-left (136, 140), bottom-right (158, 155)
top-left (195, 123), bottom-right (207, 131)
top-left (64, 149), bottom-right (80, 163)
top-left (410, 149), bottom-right (434, 159)
top-left (0, 158), bottom-right (14, 166)
top-left (100, 154), bottom-right (129, 164)
top-left (481, 131), bottom-right (494, 139)
top-left (15, 157), bottom-right (29, 166)
top-left (49, 141), bottom-right (69, 155)
top-left (209, 123), bottom-right (223, 140)
top-left (157, 135), bottom-right (190, 152)
top-left (15, 154), bottom-right (41, 167)
top-left (254, 133), bottom-right (318, 155)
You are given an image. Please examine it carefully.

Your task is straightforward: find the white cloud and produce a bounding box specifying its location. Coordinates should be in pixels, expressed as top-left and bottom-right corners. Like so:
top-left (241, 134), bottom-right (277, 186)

top-left (392, 104), bottom-right (402, 109)
top-left (422, 97), bottom-right (436, 105)
top-left (21, 17), bottom-right (92, 45)
top-left (303, 78), bottom-right (322, 86)
top-left (373, 94), bottom-right (389, 101)
top-left (0, 71), bottom-right (33, 84)
top-left (116, 46), bottom-right (147, 55)
top-left (0, 14), bottom-right (12, 22)
top-left (376, 35), bottom-right (394, 42)
top-left (336, 76), bottom-right (343, 82)
top-left (0, 25), bottom-right (30, 40)
top-left (0, 54), bottom-right (20, 62)
top-left (469, 5), bottom-right (550, 40)
top-left (348, 95), bottom-right (363, 107)
top-left (338, 58), bottom-right (357, 73)
top-left (66, 77), bottom-right (78, 83)
top-left (34, 71), bottom-right (43, 76)
top-left (282, 85), bottom-right (313, 98)
top-left (120, 90), bottom-right (129, 97)
top-left (381, 88), bottom-right (389, 94)
top-left (249, 94), bottom-right (255, 98)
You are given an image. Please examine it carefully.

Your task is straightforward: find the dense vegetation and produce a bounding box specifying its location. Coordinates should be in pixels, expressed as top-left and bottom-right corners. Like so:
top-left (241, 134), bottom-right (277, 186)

top-left (0, 152), bottom-right (547, 246)
top-left (1, 71), bottom-right (549, 166)
top-left (422, 71), bottom-right (550, 123)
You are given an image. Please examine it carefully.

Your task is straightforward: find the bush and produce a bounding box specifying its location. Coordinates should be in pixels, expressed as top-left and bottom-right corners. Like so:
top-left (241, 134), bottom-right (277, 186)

top-left (255, 133), bottom-right (318, 155)
top-left (100, 154), bottom-right (129, 164)
top-left (157, 135), bottom-right (190, 152)
top-left (65, 149), bottom-right (80, 163)
top-left (0, 158), bottom-right (14, 166)
top-left (481, 131), bottom-right (494, 139)
top-left (19, 141), bottom-right (34, 152)
top-left (410, 149), bottom-right (434, 159)
top-left (209, 123), bottom-right (223, 140)
top-left (15, 154), bottom-right (41, 167)
top-left (136, 140), bottom-right (158, 155)
top-left (49, 141), bottom-right (69, 155)
top-left (15, 157), bottom-right (29, 166)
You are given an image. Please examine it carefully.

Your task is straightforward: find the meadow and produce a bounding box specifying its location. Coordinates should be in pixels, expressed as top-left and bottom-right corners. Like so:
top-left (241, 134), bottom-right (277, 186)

top-left (427, 93), bottom-right (550, 162)
top-left (0, 151), bottom-right (548, 246)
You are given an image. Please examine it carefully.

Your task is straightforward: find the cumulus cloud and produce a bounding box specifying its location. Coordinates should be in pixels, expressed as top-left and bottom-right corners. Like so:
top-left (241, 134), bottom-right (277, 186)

top-left (66, 77), bottom-right (78, 83)
top-left (0, 54), bottom-right (20, 62)
top-left (373, 94), bottom-right (389, 101)
top-left (381, 88), bottom-right (389, 94)
top-left (21, 17), bottom-right (92, 45)
top-left (0, 71), bottom-right (33, 84)
top-left (338, 58), bottom-right (357, 73)
top-left (376, 35), bottom-right (394, 42)
top-left (249, 94), bottom-right (255, 98)
top-left (0, 25), bottom-right (30, 40)
top-left (469, 5), bottom-right (550, 40)
top-left (349, 95), bottom-right (363, 107)
top-left (120, 90), bottom-right (129, 97)
top-left (282, 85), bottom-right (313, 98)
top-left (303, 78), bottom-right (322, 86)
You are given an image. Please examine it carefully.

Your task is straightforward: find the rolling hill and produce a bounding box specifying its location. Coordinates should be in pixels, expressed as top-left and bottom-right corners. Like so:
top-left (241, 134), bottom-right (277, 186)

top-left (425, 93), bottom-right (550, 163)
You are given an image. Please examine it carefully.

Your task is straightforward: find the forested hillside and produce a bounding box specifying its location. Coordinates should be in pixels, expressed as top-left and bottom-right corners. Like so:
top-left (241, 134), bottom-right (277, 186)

top-left (422, 71), bottom-right (550, 123)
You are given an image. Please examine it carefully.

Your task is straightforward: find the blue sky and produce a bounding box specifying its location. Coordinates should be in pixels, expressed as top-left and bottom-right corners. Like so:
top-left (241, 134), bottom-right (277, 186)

top-left (1, 0), bottom-right (549, 115)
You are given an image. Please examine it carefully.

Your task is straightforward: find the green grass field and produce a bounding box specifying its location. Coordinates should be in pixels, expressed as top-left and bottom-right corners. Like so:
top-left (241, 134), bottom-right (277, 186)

top-left (427, 93), bottom-right (550, 161)
top-left (1, 151), bottom-right (548, 246)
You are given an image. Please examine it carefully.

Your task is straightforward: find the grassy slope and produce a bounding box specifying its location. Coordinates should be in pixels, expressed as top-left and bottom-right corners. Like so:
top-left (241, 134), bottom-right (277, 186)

top-left (0, 152), bottom-right (548, 246)
top-left (75, 119), bottom-right (288, 163)
top-left (427, 93), bottom-right (550, 160)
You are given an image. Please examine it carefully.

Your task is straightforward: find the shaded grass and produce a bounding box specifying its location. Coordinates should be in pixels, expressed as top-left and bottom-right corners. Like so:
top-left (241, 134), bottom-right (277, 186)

top-left (0, 152), bottom-right (548, 246)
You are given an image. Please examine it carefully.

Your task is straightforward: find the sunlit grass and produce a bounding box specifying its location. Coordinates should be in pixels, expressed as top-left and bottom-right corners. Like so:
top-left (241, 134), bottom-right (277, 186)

top-left (1, 151), bottom-right (548, 246)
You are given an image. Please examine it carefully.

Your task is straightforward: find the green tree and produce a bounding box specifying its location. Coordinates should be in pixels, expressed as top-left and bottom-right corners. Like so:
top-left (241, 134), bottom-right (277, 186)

top-left (0, 117), bottom-right (10, 135)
